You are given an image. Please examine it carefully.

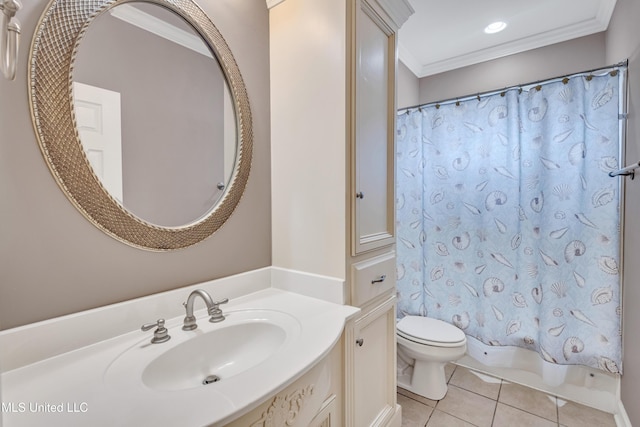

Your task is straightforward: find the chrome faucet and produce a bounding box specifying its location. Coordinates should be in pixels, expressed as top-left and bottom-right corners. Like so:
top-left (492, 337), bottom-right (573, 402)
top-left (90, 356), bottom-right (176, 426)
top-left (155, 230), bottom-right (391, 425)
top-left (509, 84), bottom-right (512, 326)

top-left (182, 289), bottom-right (229, 330)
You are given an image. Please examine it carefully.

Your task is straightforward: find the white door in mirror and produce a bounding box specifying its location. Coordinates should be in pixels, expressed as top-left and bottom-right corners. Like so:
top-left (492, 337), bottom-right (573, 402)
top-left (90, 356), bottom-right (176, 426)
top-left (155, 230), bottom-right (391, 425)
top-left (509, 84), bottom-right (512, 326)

top-left (73, 82), bottom-right (123, 202)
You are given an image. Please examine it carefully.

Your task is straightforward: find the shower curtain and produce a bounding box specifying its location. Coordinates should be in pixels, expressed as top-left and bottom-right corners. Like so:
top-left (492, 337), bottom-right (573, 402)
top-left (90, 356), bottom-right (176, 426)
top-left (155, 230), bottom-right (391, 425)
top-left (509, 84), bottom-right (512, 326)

top-left (396, 69), bottom-right (624, 373)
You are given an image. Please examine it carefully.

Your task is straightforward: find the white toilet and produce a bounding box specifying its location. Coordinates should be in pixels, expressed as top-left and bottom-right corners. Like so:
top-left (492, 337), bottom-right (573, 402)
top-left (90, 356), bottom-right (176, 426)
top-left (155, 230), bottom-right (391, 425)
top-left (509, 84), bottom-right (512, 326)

top-left (396, 315), bottom-right (467, 400)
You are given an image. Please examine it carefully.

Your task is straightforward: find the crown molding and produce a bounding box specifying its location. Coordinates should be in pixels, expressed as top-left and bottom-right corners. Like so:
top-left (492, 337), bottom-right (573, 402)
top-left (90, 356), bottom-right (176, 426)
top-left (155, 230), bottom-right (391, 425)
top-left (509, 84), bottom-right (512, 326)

top-left (371, 0), bottom-right (414, 31)
top-left (266, 0), bottom-right (286, 10)
top-left (109, 4), bottom-right (212, 58)
top-left (402, 12), bottom-right (614, 78)
top-left (398, 42), bottom-right (421, 78)
top-left (266, 0), bottom-right (415, 24)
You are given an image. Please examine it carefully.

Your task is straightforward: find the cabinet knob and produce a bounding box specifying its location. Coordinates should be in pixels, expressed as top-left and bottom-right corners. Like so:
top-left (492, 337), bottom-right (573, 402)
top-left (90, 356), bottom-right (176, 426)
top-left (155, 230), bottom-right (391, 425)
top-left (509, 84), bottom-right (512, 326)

top-left (356, 338), bottom-right (364, 347)
top-left (371, 275), bottom-right (386, 284)
top-left (356, 192), bottom-right (364, 199)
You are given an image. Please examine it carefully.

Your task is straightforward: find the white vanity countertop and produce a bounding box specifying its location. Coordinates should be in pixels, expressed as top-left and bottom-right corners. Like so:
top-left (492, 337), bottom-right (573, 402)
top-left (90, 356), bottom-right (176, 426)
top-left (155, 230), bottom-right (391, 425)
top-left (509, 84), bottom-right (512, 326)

top-left (1, 272), bottom-right (359, 427)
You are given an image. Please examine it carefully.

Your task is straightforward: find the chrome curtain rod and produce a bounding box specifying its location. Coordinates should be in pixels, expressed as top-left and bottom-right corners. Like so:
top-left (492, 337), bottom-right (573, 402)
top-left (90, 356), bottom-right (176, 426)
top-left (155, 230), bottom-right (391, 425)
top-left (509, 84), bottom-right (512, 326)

top-left (610, 161), bottom-right (639, 180)
top-left (398, 60), bottom-right (629, 114)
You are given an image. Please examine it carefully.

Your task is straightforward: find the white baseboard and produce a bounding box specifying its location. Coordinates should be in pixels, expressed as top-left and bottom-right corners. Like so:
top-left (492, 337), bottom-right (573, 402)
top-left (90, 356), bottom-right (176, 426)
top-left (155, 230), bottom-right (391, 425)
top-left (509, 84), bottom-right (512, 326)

top-left (615, 399), bottom-right (632, 427)
top-left (387, 404), bottom-right (402, 427)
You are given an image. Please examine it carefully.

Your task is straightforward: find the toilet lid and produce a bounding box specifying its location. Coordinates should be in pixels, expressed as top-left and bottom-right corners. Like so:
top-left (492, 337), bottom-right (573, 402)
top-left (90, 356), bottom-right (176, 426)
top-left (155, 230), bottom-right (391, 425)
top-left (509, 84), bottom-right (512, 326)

top-left (397, 316), bottom-right (466, 346)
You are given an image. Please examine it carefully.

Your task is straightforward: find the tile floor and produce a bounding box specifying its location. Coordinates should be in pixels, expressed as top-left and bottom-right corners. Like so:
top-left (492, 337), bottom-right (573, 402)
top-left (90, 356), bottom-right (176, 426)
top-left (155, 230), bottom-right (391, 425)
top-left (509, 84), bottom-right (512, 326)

top-left (398, 364), bottom-right (617, 427)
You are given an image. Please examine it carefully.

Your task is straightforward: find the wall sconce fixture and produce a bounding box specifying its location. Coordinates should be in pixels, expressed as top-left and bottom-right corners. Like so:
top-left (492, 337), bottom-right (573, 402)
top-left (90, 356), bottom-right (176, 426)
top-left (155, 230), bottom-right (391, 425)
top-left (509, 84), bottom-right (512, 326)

top-left (0, 0), bottom-right (21, 80)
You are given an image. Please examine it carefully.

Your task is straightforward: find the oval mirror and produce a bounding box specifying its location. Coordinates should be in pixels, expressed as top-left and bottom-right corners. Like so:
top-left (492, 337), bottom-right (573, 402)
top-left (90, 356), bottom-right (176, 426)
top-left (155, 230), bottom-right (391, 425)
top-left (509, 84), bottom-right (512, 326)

top-left (29, 0), bottom-right (252, 250)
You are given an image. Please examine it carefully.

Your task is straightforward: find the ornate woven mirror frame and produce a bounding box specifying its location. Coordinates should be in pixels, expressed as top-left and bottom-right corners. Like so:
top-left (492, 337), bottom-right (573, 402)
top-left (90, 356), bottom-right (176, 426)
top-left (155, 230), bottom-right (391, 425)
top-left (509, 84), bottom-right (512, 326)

top-left (29, 0), bottom-right (252, 251)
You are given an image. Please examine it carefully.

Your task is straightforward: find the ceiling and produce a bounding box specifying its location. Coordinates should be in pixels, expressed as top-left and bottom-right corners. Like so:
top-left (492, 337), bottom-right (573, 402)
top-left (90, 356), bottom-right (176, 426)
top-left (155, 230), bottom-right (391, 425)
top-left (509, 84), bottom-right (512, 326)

top-left (398, 0), bottom-right (618, 78)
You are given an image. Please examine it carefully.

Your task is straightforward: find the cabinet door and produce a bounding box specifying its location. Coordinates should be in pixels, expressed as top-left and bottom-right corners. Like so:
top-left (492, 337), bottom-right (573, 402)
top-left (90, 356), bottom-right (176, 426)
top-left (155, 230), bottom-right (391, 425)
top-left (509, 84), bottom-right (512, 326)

top-left (346, 294), bottom-right (397, 426)
top-left (351, 0), bottom-right (396, 255)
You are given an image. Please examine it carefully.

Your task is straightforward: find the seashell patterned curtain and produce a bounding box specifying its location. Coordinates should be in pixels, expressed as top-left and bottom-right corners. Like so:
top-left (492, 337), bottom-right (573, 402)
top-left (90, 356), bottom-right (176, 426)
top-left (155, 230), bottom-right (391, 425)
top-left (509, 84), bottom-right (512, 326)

top-left (396, 69), bottom-right (624, 373)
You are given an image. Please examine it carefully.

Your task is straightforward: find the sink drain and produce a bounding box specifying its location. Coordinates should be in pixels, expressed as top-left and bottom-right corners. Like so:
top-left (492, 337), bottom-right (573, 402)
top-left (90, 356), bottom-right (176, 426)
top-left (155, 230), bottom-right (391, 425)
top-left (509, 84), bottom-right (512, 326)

top-left (202, 375), bottom-right (221, 385)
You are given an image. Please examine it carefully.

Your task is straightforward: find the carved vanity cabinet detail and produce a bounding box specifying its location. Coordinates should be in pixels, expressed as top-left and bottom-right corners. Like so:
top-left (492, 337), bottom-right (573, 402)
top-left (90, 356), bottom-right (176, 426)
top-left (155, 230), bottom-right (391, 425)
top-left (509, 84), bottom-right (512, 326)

top-left (219, 341), bottom-right (343, 427)
top-left (270, 0), bottom-right (412, 424)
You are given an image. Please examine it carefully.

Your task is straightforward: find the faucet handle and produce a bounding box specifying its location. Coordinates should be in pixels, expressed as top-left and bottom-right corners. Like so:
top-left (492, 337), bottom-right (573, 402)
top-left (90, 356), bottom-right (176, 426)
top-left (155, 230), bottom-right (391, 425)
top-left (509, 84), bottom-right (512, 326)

top-left (212, 298), bottom-right (229, 307)
top-left (141, 319), bottom-right (171, 344)
top-left (209, 298), bottom-right (229, 323)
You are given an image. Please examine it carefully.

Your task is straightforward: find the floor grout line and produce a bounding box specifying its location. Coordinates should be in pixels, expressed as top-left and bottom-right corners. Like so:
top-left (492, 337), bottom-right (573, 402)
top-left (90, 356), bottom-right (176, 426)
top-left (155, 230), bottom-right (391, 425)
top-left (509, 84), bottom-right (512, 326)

top-left (405, 366), bottom-right (558, 427)
top-left (399, 390), bottom-right (560, 427)
top-left (399, 365), bottom-right (616, 427)
top-left (490, 380), bottom-right (504, 426)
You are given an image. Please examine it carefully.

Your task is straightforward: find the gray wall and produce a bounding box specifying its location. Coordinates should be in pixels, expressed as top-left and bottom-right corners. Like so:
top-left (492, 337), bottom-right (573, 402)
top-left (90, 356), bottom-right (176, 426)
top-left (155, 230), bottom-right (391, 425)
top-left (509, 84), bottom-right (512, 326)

top-left (417, 33), bottom-right (606, 104)
top-left (605, 0), bottom-right (640, 423)
top-left (397, 60), bottom-right (419, 109)
top-left (0, 0), bottom-right (271, 329)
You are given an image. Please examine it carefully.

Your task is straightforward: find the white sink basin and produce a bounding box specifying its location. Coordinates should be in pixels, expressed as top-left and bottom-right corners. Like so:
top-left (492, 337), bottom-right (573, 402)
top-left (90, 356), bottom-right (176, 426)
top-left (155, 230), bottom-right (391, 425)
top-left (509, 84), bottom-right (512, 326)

top-left (142, 320), bottom-right (287, 391)
top-left (2, 287), bottom-right (360, 427)
top-left (105, 309), bottom-right (301, 393)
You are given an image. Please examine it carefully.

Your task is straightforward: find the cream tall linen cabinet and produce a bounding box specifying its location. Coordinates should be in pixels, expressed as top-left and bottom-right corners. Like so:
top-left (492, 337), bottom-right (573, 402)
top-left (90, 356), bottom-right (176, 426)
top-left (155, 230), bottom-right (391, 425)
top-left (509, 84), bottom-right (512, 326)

top-left (269, 0), bottom-right (413, 426)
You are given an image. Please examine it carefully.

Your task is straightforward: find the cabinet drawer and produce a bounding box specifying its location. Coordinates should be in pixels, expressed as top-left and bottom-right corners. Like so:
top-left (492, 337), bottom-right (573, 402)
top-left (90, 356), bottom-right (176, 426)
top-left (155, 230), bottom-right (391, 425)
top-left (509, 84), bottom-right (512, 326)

top-left (351, 251), bottom-right (396, 306)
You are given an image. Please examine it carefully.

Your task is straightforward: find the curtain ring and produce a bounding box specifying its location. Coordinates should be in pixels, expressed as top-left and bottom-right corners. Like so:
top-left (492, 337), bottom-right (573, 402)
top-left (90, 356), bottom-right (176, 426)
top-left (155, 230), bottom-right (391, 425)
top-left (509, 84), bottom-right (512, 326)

top-left (562, 77), bottom-right (570, 84)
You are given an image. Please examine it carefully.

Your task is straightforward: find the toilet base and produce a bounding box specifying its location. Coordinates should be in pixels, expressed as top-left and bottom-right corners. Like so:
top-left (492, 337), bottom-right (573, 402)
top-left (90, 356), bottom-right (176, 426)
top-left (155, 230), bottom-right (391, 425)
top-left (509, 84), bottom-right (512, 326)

top-left (396, 335), bottom-right (466, 401)
top-left (397, 361), bottom-right (448, 400)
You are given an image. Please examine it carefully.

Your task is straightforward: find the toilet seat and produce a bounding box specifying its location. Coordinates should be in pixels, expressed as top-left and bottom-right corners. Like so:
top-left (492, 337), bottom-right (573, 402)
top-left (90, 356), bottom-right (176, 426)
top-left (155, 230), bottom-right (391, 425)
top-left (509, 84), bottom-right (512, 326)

top-left (397, 316), bottom-right (466, 348)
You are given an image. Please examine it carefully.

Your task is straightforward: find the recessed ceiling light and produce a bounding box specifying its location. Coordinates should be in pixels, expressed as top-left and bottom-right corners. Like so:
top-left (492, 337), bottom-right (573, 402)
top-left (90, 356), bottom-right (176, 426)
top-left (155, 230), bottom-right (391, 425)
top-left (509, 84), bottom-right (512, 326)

top-left (484, 21), bottom-right (507, 34)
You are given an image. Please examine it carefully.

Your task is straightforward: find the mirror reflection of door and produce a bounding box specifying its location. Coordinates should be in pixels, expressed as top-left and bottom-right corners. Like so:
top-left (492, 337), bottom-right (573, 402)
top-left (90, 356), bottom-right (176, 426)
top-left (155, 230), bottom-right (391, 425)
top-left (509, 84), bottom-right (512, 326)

top-left (73, 82), bottom-right (124, 203)
top-left (72, 2), bottom-right (235, 228)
